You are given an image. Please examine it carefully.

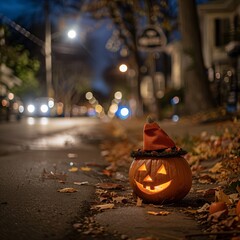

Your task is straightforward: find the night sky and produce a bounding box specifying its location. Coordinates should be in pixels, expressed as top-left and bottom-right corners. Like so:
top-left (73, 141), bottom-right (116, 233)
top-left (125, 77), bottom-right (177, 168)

top-left (0, 0), bottom-right (117, 95)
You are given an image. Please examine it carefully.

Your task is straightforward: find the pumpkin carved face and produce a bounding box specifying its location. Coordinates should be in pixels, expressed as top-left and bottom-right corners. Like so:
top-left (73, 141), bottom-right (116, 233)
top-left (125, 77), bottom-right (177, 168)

top-left (134, 163), bottom-right (172, 195)
top-left (129, 157), bottom-right (192, 203)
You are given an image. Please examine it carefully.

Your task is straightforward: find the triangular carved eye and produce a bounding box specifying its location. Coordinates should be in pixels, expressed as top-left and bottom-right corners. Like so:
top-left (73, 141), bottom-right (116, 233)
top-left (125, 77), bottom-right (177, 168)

top-left (157, 165), bottom-right (167, 175)
top-left (143, 175), bottom-right (153, 182)
top-left (138, 164), bottom-right (147, 171)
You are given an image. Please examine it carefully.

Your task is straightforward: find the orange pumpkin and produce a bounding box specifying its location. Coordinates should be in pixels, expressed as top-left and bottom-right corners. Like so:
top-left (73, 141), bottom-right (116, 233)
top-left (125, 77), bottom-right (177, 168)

top-left (129, 156), bottom-right (192, 203)
top-left (209, 202), bottom-right (228, 215)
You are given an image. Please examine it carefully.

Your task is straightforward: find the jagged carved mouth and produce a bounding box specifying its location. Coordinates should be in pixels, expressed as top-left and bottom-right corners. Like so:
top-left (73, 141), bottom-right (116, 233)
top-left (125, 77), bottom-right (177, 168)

top-left (135, 179), bottom-right (172, 194)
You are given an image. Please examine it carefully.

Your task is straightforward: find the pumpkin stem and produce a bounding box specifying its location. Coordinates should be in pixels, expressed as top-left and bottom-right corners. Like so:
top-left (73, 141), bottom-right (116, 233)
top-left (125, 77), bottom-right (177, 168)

top-left (147, 116), bottom-right (155, 123)
top-left (146, 115), bottom-right (155, 123)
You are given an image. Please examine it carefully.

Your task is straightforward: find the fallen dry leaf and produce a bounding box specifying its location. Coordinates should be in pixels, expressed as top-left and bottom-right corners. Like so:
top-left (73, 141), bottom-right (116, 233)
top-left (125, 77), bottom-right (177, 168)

top-left (80, 166), bottom-right (92, 172)
top-left (224, 216), bottom-right (239, 228)
top-left (92, 203), bottom-right (115, 211)
top-left (73, 181), bottom-right (89, 186)
top-left (209, 162), bottom-right (222, 173)
top-left (147, 211), bottom-right (170, 216)
top-left (228, 193), bottom-right (239, 203)
top-left (99, 196), bottom-right (108, 202)
top-left (208, 209), bottom-right (228, 221)
top-left (198, 174), bottom-right (216, 184)
top-left (184, 209), bottom-right (197, 214)
top-left (215, 189), bottom-right (232, 204)
top-left (57, 187), bottom-right (78, 193)
top-left (68, 167), bottom-right (78, 172)
top-left (197, 203), bottom-right (210, 213)
top-left (58, 180), bottom-right (65, 184)
top-left (112, 196), bottom-right (127, 203)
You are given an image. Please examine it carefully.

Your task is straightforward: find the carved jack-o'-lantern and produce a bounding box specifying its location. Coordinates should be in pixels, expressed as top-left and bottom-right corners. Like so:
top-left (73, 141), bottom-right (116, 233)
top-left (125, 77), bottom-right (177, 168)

top-left (129, 157), bottom-right (192, 203)
top-left (129, 118), bottom-right (192, 203)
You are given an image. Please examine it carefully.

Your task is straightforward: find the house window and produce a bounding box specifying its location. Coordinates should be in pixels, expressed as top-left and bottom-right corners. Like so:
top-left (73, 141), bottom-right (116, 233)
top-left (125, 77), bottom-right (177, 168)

top-left (215, 18), bottom-right (230, 47)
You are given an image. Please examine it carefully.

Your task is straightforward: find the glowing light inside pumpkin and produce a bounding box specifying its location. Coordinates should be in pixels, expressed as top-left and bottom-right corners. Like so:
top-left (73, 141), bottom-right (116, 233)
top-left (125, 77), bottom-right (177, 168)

top-left (157, 165), bottom-right (167, 175)
top-left (135, 179), bottom-right (172, 194)
top-left (129, 157), bottom-right (192, 203)
top-left (134, 163), bottom-right (173, 194)
top-left (143, 175), bottom-right (153, 182)
top-left (138, 164), bottom-right (147, 171)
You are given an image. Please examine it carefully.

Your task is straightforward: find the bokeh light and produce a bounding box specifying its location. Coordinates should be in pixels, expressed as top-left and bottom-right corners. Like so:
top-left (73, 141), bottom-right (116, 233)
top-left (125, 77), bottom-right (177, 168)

top-left (67, 29), bottom-right (77, 39)
top-left (119, 64), bottom-right (128, 73)
top-left (172, 114), bottom-right (180, 122)
top-left (114, 91), bottom-right (122, 100)
top-left (85, 92), bottom-right (93, 100)
top-left (27, 104), bottom-right (35, 113)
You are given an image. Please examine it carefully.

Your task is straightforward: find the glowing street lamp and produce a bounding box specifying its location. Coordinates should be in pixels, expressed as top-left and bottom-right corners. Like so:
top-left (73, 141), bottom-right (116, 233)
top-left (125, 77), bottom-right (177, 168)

top-left (45, 24), bottom-right (78, 98)
top-left (119, 64), bottom-right (128, 73)
top-left (67, 29), bottom-right (77, 39)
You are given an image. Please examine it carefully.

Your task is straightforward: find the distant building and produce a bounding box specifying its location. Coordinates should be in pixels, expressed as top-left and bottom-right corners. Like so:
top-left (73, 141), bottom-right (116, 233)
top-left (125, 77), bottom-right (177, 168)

top-left (198, 0), bottom-right (240, 111)
top-left (198, 0), bottom-right (239, 69)
top-left (164, 0), bottom-right (240, 112)
top-left (133, 1), bottom-right (240, 114)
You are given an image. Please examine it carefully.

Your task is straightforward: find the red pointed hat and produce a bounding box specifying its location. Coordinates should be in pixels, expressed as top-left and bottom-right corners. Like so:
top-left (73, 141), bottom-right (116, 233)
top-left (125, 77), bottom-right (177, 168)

top-left (143, 122), bottom-right (175, 151)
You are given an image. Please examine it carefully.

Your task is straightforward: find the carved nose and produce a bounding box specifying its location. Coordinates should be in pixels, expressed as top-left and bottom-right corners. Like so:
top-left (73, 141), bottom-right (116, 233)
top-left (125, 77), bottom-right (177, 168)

top-left (143, 175), bottom-right (153, 182)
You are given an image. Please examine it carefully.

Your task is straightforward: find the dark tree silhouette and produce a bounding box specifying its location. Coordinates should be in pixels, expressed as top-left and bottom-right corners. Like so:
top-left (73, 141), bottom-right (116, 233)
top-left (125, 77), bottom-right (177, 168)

top-left (178, 0), bottom-right (215, 114)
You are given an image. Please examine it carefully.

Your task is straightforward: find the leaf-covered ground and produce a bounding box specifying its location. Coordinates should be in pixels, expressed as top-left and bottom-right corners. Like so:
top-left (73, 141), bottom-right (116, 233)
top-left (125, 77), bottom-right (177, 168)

top-left (98, 119), bottom-right (240, 239)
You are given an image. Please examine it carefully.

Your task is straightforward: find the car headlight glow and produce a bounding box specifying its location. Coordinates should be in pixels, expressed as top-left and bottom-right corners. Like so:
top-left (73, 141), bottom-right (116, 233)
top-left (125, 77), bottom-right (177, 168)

top-left (48, 99), bottom-right (54, 108)
top-left (19, 105), bottom-right (24, 113)
top-left (27, 104), bottom-right (35, 113)
top-left (40, 104), bottom-right (49, 113)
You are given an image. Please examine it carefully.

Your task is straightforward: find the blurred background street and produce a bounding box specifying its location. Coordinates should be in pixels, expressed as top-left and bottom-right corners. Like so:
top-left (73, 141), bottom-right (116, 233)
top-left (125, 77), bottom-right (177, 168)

top-left (0, 0), bottom-right (240, 122)
top-left (0, 117), bottom-right (106, 153)
top-left (0, 0), bottom-right (240, 239)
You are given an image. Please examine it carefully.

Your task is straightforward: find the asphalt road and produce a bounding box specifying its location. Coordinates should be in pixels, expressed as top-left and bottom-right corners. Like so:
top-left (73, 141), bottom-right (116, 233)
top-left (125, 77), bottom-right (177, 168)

top-left (0, 117), bottom-right (105, 150)
top-left (0, 117), bottom-right (114, 240)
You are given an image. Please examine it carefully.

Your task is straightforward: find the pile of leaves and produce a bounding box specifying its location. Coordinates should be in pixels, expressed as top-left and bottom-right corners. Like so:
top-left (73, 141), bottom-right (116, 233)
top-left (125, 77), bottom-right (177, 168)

top-left (181, 126), bottom-right (240, 237)
top-left (185, 127), bottom-right (240, 185)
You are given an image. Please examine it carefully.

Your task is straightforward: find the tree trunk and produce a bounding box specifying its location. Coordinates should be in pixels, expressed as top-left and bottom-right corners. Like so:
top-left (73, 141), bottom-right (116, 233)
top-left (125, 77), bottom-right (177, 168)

top-left (178, 0), bottom-right (215, 114)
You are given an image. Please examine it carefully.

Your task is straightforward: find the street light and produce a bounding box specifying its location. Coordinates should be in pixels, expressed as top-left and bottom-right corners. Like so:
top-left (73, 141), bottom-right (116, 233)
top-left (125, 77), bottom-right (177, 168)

top-left (45, 21), bottom-right (78, 98)
top-left (0, 12), bottom-right (77, 100)
top-left (67, 29), bottom-right (77, 39)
